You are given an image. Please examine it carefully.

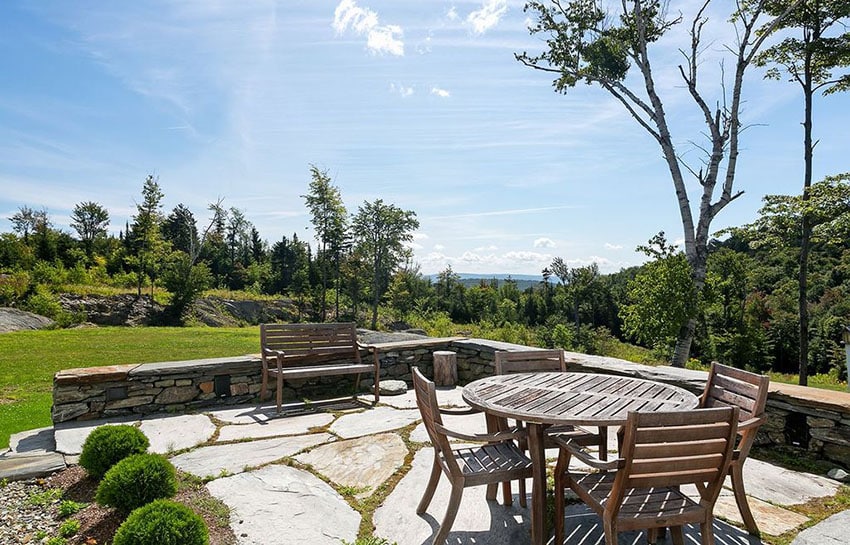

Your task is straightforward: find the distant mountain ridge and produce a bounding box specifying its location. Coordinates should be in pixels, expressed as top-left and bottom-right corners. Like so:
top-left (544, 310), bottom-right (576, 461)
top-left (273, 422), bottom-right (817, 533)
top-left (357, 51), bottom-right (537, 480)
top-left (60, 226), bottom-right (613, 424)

top-left (425, 272), bottom-right (545, 290)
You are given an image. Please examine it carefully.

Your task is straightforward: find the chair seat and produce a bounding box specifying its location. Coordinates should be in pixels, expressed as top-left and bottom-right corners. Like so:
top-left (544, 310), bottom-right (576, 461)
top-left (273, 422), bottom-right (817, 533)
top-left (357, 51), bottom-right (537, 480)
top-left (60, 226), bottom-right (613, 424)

top-left (573, 472), bottom-right (706, 525)
top-left (452, 442), bottom-right (533, 482)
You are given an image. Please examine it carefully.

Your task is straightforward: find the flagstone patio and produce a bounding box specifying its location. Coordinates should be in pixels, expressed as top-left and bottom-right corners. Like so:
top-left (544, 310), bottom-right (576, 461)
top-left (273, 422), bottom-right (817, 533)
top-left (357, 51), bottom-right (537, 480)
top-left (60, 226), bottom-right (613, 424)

top-left (2, 385), bottom-right (847, 545)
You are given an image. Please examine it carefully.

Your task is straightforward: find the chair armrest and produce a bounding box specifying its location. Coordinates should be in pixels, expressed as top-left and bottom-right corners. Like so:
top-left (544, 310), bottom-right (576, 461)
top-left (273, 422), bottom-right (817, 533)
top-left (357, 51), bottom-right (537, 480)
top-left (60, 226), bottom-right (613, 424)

top-left (552, 435), bottom-right (623, 471)
top-left (435, 423), bottom-right (527, 444)
top-left (438, 407), bottom-right (480, 416)
top-left (738, 415), bottom-right (766, 432)
top-left (262, 348), bottom-right (285, 358)
top-left (358, 342), bottom-right (378, 352)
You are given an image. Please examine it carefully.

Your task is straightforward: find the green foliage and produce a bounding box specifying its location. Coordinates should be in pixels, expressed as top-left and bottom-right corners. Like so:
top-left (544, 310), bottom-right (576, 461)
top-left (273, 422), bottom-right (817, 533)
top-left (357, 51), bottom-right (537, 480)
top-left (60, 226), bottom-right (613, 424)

top-left (58, 519), bottom-right (80, 538)
top-left (96, 453), bottom-right (178, 513)
top-left (621, 252), bottom-right (696, 353)
top-left (45, 537), bottom-right (66, 545)
top-left (27, 487), bottom-right (63, 506)
top-left (161, 253), bottom-right (212, 324)
top-left (79, 424), bottom-right (150, 479)
top-left (57, 499), bottom-right (87, 517)
top-left (0, 269), bottom-right (31, 305)
top-left (112, 499), bottom-right (209, 545)
top-left (341, 538), bottom-right (396, 545)
top-left (23, 284), bottom-right (64, 320)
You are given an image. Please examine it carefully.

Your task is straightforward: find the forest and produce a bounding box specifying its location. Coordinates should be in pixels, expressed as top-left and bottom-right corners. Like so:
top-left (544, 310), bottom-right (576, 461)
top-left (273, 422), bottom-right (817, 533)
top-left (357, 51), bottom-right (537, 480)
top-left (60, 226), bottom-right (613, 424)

top-left (2, 167), bottom-right (850, 385)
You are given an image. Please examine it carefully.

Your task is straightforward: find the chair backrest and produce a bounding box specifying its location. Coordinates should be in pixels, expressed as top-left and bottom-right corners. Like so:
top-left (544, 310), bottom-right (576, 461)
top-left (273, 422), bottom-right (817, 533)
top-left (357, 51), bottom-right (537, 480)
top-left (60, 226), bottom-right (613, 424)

top-left (700, 362), bottom-right (769, 459)
top-left (412, 367), bottom-right (460, 475)
top-left (618, 407), bottom-right (738, 505)
top-left (494, 349), bottom-right (566, 375)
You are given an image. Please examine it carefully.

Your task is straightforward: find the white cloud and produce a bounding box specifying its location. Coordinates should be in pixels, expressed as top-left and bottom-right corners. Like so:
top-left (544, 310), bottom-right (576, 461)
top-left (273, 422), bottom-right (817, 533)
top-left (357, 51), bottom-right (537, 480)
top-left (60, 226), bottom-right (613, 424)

top-left (333, 0), bottom-right (404, 56)
top-left (390, 83), bottom-right (414, 97)
top-left (604, 242), bottom-right (623, 250)
top-left (503, 251), bottom-right (551, 263)
top-left (406, 241), bottom-right (424, 250)
top-left (474, 245), bottom-right (498, 252)
top-left (430, 87), bottom-right (451, 98)
top-left (412, 232), bottom-right (429, 240)
top-left (534, 237), bottom-right (555, 248)
top-left (447, 6), bottom-right (459, 21)
top-left (467, 0), bottom-right (507, 35)
top-left (433, 244), bottom-right (445, 250)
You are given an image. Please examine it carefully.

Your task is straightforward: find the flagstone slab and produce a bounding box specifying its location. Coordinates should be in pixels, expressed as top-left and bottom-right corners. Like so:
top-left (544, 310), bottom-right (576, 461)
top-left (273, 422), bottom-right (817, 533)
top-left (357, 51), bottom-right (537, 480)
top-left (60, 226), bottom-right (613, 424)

top-left (791, 509), bottom-right (850, 545)
top-left (374, 447), bottom-right (532, 545)
top-left (374, 386), bottom-right (469, 410)
top-left (0, 452), bottom-right (66, 481)
top-left (8, 427), bottom-right (55, 455)
top-left (714, 495), bottom-right (809, 536)
top-left (217, 412), bottom-right (334, 442)
top-left (206, 464), bottom-right (360, 545)
top-left (140, 414), bottom-right (216, 454)
top-left (295, 433), bottom-right (407, 498)
top-left (330, 407), bottom-right (420, 438)
top-left (207, 404), bottom-right (280, 424)
top-left (736, 459), bottom-right (840, 506)
top-left (53, 416), bottom-right (139, 455)
top-left (171, 433), bottom-right (332, 479)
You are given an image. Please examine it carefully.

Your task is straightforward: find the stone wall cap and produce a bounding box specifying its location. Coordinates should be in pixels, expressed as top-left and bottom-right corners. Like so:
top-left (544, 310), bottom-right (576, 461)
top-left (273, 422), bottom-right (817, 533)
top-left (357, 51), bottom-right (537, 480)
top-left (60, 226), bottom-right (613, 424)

top-left (131, 355), bottom-right (260, 377)
top-left (769, 382), bottom-right (850, 413)
top-left (54, 364), bottom-right (138, 385)
top-left (367, 337), bottom-right (464, 350)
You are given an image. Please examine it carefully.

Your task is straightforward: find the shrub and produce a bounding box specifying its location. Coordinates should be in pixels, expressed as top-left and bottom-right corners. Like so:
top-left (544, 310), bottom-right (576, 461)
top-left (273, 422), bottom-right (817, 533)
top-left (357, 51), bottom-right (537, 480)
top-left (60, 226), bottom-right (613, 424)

top-left (96, 453), bottom-right (177, 513)
top-left (112, 499), bottom-right (209, 545)
top-left (57, 500), bottom-right (86, 517)
top-left (58, 519), bottom-right (80, 537)
top-left (79, 425), bottom-right (149, 479)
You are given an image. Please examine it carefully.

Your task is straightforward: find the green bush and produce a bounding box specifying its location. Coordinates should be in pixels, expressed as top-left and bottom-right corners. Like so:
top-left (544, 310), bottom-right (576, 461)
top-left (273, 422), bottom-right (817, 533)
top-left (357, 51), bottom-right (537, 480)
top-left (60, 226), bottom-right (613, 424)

top-left (96, 453), bottom-right (177, 513)
top-left (79, 425), bottom-right (149, 479)
top-left (112, 499), bottom-right (209, 545)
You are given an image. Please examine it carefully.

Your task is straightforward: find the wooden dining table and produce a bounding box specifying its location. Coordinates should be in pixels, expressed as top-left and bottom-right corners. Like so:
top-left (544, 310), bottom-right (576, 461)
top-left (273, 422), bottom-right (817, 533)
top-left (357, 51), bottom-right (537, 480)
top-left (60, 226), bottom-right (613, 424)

top-left (462, 371), bottom-right (700, 545)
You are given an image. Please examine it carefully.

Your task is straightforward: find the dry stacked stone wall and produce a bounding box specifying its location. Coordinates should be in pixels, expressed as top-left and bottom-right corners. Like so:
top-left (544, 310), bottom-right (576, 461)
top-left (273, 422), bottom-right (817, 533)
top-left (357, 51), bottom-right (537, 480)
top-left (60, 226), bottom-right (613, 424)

top-left (52, 337), bottom-right (850, 470)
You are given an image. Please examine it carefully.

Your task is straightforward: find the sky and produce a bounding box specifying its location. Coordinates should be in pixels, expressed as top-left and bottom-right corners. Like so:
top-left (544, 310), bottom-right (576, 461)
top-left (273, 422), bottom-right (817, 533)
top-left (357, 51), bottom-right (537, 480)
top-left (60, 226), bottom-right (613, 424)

top-left (1, 1), bottom-right (848, 276)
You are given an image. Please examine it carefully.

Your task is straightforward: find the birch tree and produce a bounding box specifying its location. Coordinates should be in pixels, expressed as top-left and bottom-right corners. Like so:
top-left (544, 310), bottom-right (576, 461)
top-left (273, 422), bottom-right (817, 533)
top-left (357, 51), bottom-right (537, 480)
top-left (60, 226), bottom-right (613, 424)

top-left (518, 0), bottom-right (798, 366)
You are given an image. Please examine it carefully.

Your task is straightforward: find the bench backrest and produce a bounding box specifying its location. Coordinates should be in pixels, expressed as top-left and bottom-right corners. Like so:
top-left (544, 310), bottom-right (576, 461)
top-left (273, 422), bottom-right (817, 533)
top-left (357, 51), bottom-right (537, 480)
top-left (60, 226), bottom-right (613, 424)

top-left (494, 349), bottom-right (566, 375)
top-left (260, 322), bottom-right (361, 367)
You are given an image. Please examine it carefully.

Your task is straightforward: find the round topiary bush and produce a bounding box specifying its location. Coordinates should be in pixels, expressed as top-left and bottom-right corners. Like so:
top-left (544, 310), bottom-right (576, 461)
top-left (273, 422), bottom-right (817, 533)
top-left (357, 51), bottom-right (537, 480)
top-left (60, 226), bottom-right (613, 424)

top-left (95, 453), bottom-right (178, 513)
top-left (113, 499), bottom-right (209, 545)
top-left (79, 424), bottom-right (150, 479)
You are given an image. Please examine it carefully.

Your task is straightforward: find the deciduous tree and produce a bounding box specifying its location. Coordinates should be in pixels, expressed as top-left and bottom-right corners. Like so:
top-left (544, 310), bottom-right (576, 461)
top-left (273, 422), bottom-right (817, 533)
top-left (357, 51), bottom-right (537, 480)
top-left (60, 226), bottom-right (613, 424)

top-left (518, 0), bottom-right (798, 365)
top-left (71, 201), bottom-right (110, 258)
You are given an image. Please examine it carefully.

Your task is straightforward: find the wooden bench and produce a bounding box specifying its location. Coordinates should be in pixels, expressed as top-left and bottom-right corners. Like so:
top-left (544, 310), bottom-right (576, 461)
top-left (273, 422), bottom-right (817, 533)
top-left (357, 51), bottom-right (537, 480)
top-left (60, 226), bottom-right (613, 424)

top-left (260, 322), bottom-right (380, 413)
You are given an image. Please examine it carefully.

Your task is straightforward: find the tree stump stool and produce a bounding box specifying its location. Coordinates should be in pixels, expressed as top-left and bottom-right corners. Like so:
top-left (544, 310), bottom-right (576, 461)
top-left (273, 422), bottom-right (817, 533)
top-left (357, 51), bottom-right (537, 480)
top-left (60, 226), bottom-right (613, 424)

top-left (433, 350), bottom-right (458, 386)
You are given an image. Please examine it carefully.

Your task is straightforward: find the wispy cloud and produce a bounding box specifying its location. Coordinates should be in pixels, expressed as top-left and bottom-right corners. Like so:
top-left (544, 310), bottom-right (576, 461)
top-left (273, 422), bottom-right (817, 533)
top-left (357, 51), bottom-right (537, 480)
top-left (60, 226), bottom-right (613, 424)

top-left (390, 83), bottom-right (414, 97)
top-left (430, 87), bottom-right (451, 98)
top-left (332, 0), bottom-right (404, 56)
top-left (534, 237), bottom-right (555, 248)
top-left (467, 0), bottom-right (508, 35)
top-left (447, 7), bottom-right (459, 22)
top-left (604, 242), bottom-right (623, 250)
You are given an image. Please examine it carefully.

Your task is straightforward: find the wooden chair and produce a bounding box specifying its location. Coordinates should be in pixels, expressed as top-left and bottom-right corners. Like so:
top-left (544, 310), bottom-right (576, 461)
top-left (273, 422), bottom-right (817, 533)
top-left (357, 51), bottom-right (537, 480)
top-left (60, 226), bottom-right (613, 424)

top-left (412, 367), bottom-right (533, 545)
top-left (494, 350), bottom-right (607, 507)
top-left (699, 362), bottom-right (770, 535)
top-left (554, 406), bottom-right (739, 545)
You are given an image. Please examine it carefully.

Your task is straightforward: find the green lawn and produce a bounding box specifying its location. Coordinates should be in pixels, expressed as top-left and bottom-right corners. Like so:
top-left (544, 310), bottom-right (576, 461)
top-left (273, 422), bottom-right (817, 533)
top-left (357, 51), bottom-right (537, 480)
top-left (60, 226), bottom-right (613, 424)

top-left (0, 327), bottom-right (259, 449)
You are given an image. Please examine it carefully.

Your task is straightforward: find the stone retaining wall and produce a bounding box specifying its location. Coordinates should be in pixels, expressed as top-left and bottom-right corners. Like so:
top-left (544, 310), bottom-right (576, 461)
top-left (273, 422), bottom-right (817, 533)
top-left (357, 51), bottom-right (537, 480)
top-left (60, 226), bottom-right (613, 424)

top-left (52, 337), bottom-right (850, 470)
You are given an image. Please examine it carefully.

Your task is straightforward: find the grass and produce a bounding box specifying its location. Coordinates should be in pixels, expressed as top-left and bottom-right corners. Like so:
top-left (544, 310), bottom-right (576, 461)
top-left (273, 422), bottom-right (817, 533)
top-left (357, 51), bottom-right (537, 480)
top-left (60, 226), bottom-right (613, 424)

top-left (0, 327), bottom-right (260, 449)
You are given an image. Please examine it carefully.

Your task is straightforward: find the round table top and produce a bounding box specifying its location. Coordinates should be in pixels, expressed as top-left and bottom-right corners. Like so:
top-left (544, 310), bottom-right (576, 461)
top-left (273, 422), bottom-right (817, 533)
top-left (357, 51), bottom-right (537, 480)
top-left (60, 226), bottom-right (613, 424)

top-left (462, 372), bottom-right (700, 426)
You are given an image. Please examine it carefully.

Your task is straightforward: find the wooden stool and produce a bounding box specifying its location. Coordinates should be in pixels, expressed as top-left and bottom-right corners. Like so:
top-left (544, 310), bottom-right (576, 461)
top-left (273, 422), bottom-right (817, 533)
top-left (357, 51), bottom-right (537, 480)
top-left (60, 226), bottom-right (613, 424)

top-left (433, 350), bottom-right (458, 386)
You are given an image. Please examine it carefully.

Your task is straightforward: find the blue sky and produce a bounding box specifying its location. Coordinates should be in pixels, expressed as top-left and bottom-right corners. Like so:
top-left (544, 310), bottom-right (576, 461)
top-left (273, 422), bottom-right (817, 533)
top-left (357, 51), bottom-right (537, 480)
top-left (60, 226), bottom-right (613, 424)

top-left (1, 1), bottom-right (848, 276)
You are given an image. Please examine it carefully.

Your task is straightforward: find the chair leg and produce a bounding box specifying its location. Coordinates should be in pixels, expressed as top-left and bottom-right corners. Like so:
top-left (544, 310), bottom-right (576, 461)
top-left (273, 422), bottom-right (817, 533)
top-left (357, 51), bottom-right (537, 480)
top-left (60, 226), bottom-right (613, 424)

top-left (353, 372), bottom-right (362, 397)
top-left (731, 462), bottom-right (759, 535)
top-left (553, 448), bottom-right (570, 545)
top-left (501, 479), bottom-right (513, 506)
top-left (670, 526), bottom-right (685, 545)
top-left (417, 456), bottom-right (442, 514)
top-left (434, 483), bottom-right (464, 545)
top-left (602, 517), bottom-right (617, 545)
top-left (647, 528), bottom-right (658, 543)
top-left (518, 475), bottom-right (527, 508)
top-left (699, 521), bottom-right (714, 545)
top-left (598, 425), bottom-right (608, 461)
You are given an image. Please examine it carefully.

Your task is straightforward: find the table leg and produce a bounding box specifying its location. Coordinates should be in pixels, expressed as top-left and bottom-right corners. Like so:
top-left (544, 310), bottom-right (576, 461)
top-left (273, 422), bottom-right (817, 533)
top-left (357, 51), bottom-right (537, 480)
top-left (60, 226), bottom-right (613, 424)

top-left (527, 422), bottom-right (547, 545)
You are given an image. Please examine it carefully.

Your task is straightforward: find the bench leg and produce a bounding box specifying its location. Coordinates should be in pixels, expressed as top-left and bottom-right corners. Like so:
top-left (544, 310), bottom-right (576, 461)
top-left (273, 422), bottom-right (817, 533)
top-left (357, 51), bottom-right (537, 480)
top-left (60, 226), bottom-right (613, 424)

top-left (276, 373), bottom-right (283, 414)
top-left (372, 350), bottom-right (381, 403)
top-left (353, 373), bottom-right (362, 398)
top-left (260, 367), bottom-right (269, 401)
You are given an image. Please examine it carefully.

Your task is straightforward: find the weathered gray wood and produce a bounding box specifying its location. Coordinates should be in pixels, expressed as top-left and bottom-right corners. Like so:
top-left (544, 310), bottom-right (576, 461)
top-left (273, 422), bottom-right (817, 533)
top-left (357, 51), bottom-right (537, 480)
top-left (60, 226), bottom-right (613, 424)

top-left (260, 322), bottom-right (381, 413)
top-left (432, 350), bottom-right (457, 386)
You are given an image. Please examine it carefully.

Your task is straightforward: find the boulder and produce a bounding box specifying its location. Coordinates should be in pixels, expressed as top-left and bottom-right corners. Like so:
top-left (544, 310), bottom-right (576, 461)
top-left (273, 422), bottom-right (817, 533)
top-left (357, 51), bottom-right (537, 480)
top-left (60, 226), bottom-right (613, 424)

top-left (0, 307), bottom-right (54, 333)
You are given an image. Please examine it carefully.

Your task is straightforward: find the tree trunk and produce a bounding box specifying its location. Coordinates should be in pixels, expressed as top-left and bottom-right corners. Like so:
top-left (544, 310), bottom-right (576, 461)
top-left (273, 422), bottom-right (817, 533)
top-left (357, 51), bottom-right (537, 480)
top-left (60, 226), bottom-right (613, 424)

top-left (671, 318), bottom-right (696, 367)
top-left (799, 49), bottom-right (814, 387)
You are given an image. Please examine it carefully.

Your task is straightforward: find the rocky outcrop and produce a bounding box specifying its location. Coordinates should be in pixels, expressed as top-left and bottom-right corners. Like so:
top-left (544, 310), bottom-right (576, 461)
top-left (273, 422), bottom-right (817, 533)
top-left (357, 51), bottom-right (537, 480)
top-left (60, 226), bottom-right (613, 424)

top-left (55, 293), bottom-right (298, 327)
top-left (58, 294), bottom-right (164, 326)
top-left (0, 307), bottom-right (54, 333)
